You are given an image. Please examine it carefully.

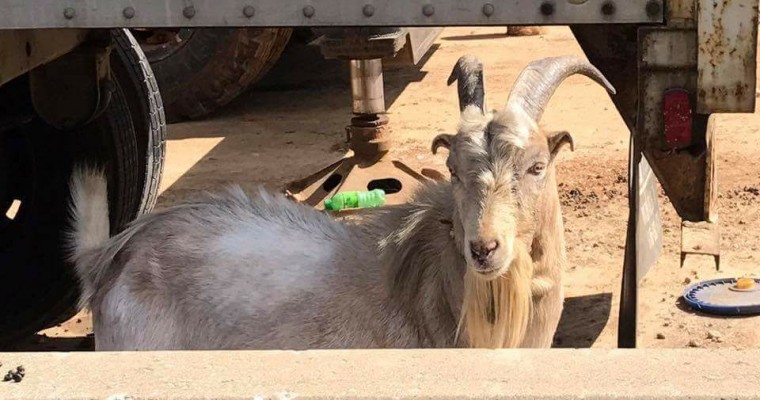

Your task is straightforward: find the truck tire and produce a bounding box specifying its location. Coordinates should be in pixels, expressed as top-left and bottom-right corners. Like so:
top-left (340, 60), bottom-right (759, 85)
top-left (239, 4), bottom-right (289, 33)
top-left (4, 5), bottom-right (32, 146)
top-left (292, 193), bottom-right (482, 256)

top-left (0, 29), bottom-right (165, 344)
top-left (135, 28), bottom-right (292, 122)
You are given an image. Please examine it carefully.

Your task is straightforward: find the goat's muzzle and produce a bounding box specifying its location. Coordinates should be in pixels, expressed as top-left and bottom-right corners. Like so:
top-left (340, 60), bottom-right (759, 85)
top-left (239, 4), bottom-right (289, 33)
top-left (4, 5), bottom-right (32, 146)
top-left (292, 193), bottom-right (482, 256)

top-left (467, 238), bottom-right (510, 278)
top-left (470, 239), bottom-right (498, 265)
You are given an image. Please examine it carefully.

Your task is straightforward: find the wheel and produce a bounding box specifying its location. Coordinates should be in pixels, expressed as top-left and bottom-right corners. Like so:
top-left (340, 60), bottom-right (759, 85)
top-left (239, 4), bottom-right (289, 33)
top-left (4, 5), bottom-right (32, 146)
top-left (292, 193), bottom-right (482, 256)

top-left (133, 27), bottom-right (293, 122)
top-left (0, 29), bottom-right (166, 344)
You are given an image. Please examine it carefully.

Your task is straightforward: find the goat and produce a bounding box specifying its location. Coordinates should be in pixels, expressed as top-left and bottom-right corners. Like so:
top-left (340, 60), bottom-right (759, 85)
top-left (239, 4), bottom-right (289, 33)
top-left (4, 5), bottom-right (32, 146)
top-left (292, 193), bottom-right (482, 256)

top-left (67, 55), bottom-right (614, 350)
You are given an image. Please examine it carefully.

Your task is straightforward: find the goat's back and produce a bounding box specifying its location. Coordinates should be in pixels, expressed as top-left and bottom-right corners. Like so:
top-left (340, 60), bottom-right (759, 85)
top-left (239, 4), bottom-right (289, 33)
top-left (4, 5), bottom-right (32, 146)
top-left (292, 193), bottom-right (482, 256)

top-left (87, 186), bottom-right (389, 350)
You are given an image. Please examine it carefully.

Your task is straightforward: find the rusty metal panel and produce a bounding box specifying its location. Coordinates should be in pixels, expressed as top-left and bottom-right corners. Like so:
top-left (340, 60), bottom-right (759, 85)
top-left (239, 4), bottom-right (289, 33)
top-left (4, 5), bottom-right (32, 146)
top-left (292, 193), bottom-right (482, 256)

top-left (0, 0), bottom-right (663, 29)
top-left (638, 29), bottom-right (698, 150)
top-left (640, 29), bottom-right (696, 68)
top-left (667, 0), bottom-right (697, 28)
top-left (697, 0), bottom-right (759, 113)
top-left (638, 27), bottom-right (709, 221)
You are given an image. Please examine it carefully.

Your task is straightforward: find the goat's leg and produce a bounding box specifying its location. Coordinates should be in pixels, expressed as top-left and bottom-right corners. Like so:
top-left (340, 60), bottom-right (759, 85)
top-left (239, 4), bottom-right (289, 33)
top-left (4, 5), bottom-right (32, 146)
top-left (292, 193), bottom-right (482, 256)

top-left (520, 279), bottom-right (563, 348)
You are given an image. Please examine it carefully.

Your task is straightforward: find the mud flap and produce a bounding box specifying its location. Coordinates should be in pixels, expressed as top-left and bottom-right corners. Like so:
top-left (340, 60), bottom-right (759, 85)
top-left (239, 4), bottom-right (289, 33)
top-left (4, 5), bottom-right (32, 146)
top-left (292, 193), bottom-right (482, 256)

top-left (618, 135), bottom-right (663, 348)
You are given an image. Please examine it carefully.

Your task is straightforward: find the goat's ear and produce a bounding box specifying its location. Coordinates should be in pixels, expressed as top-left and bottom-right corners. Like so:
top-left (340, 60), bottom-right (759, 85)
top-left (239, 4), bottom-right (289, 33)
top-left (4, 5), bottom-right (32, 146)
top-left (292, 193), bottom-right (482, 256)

top-left (547, 131), bottom-right (574, 159)
top-left (431, 134), bottom-right (455, 155)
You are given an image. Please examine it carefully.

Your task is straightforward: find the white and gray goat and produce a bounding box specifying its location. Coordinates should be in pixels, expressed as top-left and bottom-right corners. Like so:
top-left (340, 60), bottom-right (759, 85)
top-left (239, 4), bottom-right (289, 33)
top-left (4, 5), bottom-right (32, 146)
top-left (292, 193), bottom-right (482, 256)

top-left (68, 55), bottom-right (614, 350)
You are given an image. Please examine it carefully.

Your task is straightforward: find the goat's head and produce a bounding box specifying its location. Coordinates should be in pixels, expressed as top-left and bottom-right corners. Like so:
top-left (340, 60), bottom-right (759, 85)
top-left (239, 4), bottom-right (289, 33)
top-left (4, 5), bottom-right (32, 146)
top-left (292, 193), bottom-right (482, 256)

top-left (435, 55), bottom-right (615, 280)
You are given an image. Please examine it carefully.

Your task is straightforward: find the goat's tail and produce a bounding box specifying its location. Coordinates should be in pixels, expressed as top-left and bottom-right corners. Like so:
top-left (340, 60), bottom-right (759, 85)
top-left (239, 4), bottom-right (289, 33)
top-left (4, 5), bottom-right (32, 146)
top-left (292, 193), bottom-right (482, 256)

top-left (67, 166), bottom-right (111, 307)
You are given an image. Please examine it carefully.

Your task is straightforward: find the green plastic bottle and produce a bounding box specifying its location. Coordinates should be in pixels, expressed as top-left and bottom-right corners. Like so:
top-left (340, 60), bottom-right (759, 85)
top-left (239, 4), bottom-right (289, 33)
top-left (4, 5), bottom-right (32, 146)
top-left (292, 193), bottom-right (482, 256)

top-left (324, 189), bottom-right (386, 211)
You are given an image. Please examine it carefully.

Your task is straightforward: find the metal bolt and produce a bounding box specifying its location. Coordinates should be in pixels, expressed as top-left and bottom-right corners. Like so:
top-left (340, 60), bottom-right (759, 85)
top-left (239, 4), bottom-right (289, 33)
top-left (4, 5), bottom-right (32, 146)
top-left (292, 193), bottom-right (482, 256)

top-left (183, 6), bottom-right (196, 19)
top-left (482, 3), bottom-right (495, 16)
top-left (362, 4), bottom-right (375, 17)
top-left (303, 5), bottom-right (315, 18)
top-left (540, 2), bottom-right (554, 16)
top-left (243, 5), bottom-right (255, 18)
top-left (63, 7), bottom-right (75, 19)
top-left (645, 0), bottom-right (662, 17)
top-left (422, 4), bottom-right (435, 17)
top-left (601, 1), bottom-right (615, 15)
top-left (122, 6), bottom-right (135, 19)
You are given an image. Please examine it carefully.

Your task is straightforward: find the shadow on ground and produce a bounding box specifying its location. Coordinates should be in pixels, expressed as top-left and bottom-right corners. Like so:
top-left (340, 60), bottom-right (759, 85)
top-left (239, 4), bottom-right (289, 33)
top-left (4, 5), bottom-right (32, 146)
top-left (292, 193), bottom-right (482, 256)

top-left (553, 292), bottom-right (613, 348)
top-left (440, 32), bottom-right (509, 41)
top-left (10, 334), bottom-right (94, 352)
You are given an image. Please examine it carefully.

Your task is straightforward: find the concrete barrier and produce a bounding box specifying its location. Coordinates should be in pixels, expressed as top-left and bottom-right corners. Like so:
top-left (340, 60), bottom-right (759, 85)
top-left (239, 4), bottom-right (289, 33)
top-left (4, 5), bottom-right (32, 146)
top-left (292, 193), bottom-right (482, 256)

top-left (1, 349), bottom-right (758, 399)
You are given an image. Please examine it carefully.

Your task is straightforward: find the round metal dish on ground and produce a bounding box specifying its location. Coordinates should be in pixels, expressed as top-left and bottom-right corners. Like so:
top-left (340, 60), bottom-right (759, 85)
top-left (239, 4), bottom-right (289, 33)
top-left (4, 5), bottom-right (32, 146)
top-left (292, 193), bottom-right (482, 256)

top-left (682, 278), bottom-right (760, 316)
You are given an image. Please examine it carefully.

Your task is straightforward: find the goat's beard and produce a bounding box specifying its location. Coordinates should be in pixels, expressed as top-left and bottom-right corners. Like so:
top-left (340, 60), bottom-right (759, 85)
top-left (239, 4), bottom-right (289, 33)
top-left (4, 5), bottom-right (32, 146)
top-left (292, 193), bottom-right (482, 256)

top-left (456, 241), bottom-right (533, 348)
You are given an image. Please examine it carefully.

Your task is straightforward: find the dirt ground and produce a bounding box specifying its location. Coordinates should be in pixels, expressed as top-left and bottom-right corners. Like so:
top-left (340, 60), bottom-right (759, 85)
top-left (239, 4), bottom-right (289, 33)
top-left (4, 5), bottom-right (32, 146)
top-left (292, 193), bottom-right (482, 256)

top-left (18, 26), bottom-right (760, 351)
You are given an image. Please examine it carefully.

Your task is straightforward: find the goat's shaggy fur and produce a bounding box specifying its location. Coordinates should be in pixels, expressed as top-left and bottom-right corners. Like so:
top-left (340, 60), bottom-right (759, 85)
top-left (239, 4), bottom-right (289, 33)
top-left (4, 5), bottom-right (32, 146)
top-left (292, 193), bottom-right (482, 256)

top-left (458, 242), bottom-right (533, 347)
top-left (68, 55), bottom-right (614, 351)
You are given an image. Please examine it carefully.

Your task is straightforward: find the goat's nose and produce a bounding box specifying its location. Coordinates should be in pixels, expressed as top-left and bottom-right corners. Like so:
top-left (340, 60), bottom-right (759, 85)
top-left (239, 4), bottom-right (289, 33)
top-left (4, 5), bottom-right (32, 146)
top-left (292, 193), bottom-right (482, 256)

top-left (469, 240), bottom-right (499, 263)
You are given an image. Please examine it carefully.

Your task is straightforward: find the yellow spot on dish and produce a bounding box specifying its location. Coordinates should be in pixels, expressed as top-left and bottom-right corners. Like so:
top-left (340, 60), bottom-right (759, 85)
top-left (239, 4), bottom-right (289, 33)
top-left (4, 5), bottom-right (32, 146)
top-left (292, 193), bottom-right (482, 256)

top-left (735, 278), bottom-right (756, 290)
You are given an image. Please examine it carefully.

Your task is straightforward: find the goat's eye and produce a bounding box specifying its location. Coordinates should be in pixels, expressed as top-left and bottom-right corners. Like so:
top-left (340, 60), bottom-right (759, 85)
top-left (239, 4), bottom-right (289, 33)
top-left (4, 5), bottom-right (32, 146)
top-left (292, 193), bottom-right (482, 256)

top-left (448, 167), bottom-right (459, 181)
top-left (528, 162), bottom-right (546, 176)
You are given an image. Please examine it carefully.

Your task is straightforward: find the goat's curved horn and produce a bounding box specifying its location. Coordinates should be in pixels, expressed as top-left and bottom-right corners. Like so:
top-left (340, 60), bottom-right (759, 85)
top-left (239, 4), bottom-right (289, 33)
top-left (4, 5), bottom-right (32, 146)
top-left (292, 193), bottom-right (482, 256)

top-left (505, 56), bottom-right (615, 122)
top-left (448, 55), bottom-right (486, 113)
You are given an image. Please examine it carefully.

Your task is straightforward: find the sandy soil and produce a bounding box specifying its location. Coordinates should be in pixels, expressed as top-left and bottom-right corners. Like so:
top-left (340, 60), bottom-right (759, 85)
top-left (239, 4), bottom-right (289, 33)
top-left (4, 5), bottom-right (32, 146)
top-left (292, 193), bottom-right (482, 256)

top-left (16, 26), bottom-right (760, 351)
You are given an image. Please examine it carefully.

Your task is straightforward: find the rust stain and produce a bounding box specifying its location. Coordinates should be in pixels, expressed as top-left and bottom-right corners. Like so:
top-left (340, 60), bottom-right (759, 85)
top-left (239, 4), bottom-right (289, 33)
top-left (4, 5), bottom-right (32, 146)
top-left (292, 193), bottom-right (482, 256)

top-left (698, 0), bottom-right (757, 110)
top-left (735, 81), bottom-right (748, 98)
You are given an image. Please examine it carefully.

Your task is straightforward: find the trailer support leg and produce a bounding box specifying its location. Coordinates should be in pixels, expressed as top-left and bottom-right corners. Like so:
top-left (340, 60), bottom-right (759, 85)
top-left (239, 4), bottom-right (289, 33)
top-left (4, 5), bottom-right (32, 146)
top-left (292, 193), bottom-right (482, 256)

top-left (285, 58), bottom-right (430, 212)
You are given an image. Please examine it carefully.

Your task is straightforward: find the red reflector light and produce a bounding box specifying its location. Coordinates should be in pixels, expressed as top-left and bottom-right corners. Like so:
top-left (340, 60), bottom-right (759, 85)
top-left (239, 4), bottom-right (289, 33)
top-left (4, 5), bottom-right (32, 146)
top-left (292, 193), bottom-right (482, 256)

top-left (663, 89), bottom-right (692, 149)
